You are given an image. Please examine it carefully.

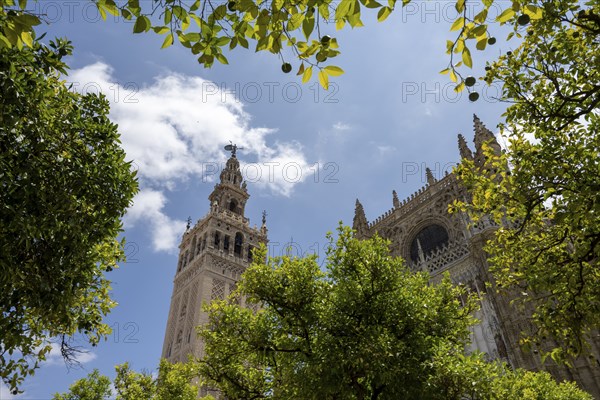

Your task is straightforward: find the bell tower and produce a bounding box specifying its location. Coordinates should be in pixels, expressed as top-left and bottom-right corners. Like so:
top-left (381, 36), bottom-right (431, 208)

top-left (161, 146), bottom-right (268, 363)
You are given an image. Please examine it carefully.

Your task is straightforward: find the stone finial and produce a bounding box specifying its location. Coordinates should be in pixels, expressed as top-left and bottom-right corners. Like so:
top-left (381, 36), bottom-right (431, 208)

top-left (426, 167), bottom-right (436, 185)
top-left (473, 114), bottom-right (502, 168)
top-left (186, 216), bottom-right (192, 231)
top-left (393, 190), bottom-right (400, 208)
top-left (260, 210), bottom-right (268, 235)
top-left (458, 133), bottom-right (474, 160)
top-left (353, 199), bottom-right (369, 237)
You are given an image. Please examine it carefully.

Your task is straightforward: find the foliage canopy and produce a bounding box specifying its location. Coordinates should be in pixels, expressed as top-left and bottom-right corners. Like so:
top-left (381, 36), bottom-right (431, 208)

top-left (53, 359), bottom-right (212, 400)
top-left (0, 34), bottom-right (138, 393)
top-left (197, 226), bottom-right (592, 399)
top-left (453, 0), bottom-right (600, 361)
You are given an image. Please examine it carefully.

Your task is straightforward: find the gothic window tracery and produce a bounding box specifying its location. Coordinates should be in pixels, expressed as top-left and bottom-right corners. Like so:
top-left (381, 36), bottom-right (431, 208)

top-left (409, 224), bottom-right (449, 263)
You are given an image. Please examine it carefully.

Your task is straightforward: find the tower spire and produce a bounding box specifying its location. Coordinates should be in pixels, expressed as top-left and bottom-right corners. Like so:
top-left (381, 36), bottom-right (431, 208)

top-left (458, 133), bottom-right (473, 160)
top-left (426, 167), bottom-right (436, 185)
top-left (208, 148), bottom-right (250, 217)
top-left (473, 114), bottom-right (501, 167)
top-left (352, 199), bottom-right (369, 238)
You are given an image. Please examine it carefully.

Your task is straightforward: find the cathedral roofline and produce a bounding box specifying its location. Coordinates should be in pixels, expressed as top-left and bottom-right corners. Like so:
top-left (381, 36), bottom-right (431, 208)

top-left (368, 170), bottom-right (456, 230)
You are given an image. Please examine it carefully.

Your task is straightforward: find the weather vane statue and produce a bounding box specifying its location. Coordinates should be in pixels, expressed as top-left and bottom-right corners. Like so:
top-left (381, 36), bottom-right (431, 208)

top-left (224, 141), bottom-right (244, 157)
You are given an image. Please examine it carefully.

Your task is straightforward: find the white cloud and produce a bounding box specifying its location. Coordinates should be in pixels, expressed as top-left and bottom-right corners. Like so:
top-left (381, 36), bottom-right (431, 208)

top-left (123, 189), bottom-right (186, 252)
top-left (68, 62), bottom-right (313, 251)
top-left (376, 145), bottom-right (396, 157)
top-left (333, 122), bottom-right (351, 131)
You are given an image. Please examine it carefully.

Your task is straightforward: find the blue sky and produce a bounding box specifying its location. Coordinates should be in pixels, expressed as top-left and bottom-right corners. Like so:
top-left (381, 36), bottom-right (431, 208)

top-left (3, 1), bottom-right (513, 398)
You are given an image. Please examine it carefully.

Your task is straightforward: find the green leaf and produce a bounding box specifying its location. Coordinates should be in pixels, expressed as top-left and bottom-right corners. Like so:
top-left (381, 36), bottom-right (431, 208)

top-left (172, 5), bottom-right (187, 20)
top-left (335, 0), bottom-right (353, 21)
top-left (362, 0), bottom-right (383, 9)
top-left (302, 66), bottom-right (313, 83)
top-left (216, 53), bottom-right (229, 65)
top-left (496, 8), bottom-right (515, 23)
top-left (0, 34), bottom-right (11, 49)
top-left (450, 69), bottom-right (457, 82)
top-left (288, 13), bottom-right (304, 31)
top-left (450, 17), bottom-right (464, 31)
top-left (20, 31), bottom-right (33, 48)
top-left (454, 81), bottom-right (465, 93)
top-left (324, 65), bottom-right (344, 77)
top-left (161, 33), bottom-right (174, 48)
top-left (377, 6), bottom-right (392, 22)
top-left (455, 0), bottom-right (465, 13)
top-left (524, 5), bottom-right (543, 20)
top-left (472, 25), bottom-right (487, 38)
top-left (133, 16), bottom-right (150, 33)
top-left (473, 9), bottom-right (488, 24)
top-left (190, 0), bottom-right (201, 12)
top-left (302, 15), bottom-right (315, 40)
top-left (475, 38), bottom-right (487, 50)
top-left (462, 47), bottom-right (472, 68)
top-left (153, 26), bottom-right (170, 34)
top-left (319, 69), bottom-right (329, 89)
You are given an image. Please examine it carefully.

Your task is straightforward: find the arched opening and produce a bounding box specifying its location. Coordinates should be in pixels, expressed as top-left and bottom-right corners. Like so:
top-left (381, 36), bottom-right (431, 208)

top-left (214, 231), bottom-right (220, 248)
top-left (410, 224), bottom-right (449, 263)
top-left (229, 199), bottom-right (238, 213)
top-left (224, 235), bottom-right (230, 251)
top-left (234, 232), bottom-right (243, 256)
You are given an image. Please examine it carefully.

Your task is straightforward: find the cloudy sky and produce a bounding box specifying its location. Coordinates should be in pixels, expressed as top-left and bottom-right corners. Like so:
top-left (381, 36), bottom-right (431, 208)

top-left (6, 1), bottom-right (511, 398)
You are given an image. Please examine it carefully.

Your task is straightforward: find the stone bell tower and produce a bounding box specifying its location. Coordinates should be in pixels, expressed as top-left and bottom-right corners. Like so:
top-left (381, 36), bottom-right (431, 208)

top-left (161, 147), bottom-right (268, 363)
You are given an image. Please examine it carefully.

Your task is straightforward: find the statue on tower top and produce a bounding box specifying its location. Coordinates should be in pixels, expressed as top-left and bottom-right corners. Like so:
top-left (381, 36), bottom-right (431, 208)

top-left (224, 141), bottom-right (244, 157)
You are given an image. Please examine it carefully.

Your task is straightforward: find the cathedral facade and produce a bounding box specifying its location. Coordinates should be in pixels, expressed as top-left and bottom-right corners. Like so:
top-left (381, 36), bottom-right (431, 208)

top-left (352, 115), bottom-right (600, 398)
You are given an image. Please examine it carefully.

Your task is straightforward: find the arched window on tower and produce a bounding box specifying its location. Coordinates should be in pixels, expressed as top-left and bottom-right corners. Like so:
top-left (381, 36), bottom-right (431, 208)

top-left (229, 199), bottom-right (238, 214)
top-left (234, 232), bottom-right (243, 256)
top-left (190, 236), bottom-right (197, 259)
top-left (214, 231), bottom-right (220, 249)
top-left (224, 235), bottom-right (230, 251)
